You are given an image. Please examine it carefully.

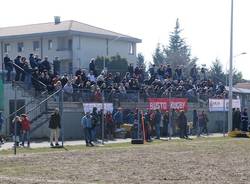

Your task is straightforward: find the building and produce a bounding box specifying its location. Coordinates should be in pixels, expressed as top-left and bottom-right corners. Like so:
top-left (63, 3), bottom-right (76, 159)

top-left (0, 17), bottom-right (141, 74)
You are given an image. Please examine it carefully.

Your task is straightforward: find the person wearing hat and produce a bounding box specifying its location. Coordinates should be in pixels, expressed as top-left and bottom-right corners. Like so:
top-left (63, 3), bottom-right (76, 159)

top-left (49, 108), bottom-right (61, 147)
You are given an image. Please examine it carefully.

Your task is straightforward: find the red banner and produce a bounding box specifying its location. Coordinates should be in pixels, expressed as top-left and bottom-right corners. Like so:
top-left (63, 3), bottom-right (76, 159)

top-left (148, 98), bottom-right (188, 111)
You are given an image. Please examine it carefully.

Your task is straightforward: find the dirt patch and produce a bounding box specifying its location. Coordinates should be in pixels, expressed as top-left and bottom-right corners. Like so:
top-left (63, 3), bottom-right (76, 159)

top-left (1, 138), bottom-right (250, 184)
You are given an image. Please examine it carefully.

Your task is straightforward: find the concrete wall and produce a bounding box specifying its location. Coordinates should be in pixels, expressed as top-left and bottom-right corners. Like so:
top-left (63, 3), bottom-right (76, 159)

top-left (62, 111), bottom-right (84, 139)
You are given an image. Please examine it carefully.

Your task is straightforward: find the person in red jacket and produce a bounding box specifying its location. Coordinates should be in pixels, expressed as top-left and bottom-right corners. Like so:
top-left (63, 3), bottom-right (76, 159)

top-left (20, 114), bottom-right (31, 147)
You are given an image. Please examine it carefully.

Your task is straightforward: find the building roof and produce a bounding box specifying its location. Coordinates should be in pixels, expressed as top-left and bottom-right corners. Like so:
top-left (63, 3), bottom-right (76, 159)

top-left (234, 82), bottom-right (250, 89)
top-left (225, 86), bottom-right (250, 94)
top-left (0, 20), bottom-right (141, 43)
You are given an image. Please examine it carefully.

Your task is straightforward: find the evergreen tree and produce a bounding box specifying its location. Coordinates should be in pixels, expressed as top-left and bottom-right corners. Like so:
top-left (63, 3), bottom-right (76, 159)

top-left (137, 53), bottom-right (145, 68)
top-left (164, 18), bottom-right (193, 69)
top-left (152, 43), bottom-right (165, 66)
top-left (210, 58), bottom-right (226, 84)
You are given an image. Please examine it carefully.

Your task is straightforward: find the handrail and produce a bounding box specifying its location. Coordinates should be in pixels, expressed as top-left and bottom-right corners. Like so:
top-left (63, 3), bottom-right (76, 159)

top-left (12, 62), bottom-right (47, 90)
top-left (6, 89), bottom-right (48, 120)
top-left (25, 89), bottom-right (61, 115)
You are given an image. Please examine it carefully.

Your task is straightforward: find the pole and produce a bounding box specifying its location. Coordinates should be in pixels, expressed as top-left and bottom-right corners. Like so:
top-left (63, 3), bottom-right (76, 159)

top-left (197, 93), bottom-right (200, 137)
top-left (141, 110), bottom-right (146, 143)
top-left (168, 90), bottom-right (172, 140)
top-left (14, 82), bottom-right (17, 155)
top-left (223, 94), bottom-right (226, 137)
top-left (228, 0), bottom-right (234, 132)
top-left (101, 91), bottom-right (105, 145)
top-left (59, 89), bottom-right (64, 147)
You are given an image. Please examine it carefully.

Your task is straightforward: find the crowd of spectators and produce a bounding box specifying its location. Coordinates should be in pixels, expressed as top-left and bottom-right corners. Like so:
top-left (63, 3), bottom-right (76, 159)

top-left (4, 53), bottom-right (227, 102)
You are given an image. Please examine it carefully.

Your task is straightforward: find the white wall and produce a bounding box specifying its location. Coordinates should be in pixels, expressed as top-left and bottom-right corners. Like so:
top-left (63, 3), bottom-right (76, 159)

top-left (72, 35), bottom-right (138, 71)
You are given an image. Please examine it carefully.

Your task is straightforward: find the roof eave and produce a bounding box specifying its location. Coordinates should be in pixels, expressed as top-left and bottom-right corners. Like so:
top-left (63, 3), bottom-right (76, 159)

top-left (71, 30), bottom-right (141, 43)
top-left (0, 31), bottom-right (70, 41)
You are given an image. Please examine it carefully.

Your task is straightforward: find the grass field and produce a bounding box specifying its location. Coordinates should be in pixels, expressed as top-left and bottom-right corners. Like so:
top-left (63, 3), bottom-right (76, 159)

top-left (0, 137), bottom-right (250, 184)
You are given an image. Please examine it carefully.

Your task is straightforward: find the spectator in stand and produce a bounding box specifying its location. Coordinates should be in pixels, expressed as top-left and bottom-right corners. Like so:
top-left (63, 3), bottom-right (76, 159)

top-left (114, 72), bottom-right (121, 84)
top-left (23, 59), bottom-right (32, 90)
top-left (89, 58), bottom-right (96, 76)
top-left (128, 63), bottom-right (134, 76)
top-left (174, 65), bottom-right (182, 81)
top-left (4, 54), bottom-right (13, 81)
top-left (81, 112), bottom-right (94, 146)
top-left (14, 55), bottom-right (22, 81)
top-left (29, 53), bottom-right (38, 69)
top-left (0, 112), bottom-right (4, 144)
top-left (88, 70), bottom-right (96, 83)
top-left (60, 74), bottom-right (69, 87)
top-left (34, 54), bottom-right (41, 65)
top-left (190, 64), bottom-right (198, 83)
top-left (178, 111), bottom-right (188, 139)
top-left (166, 64), bottom-right (172, 79)
top-left (149, 64), bottom-right (157, 77)
top-left (154, 109), bottom-right (161, 139)
top-left (157, 65), bottom-right (165, 80)
top-left (40, 57), bottom-right (51, 72)
top-left (20, 57), bottom-right (27, 81)
top-left (113, 108), bottom-right (123, 128)
top-left (63, 81), bottom-right (74, 101)
top-left (20, 114), bottom-right (31, 147)
top-left (241, 108), bottom-right (248, 132)
top-left (12, 116), bottom-right (22, 147)
top-left (49, 108), bottom-right (61, 147)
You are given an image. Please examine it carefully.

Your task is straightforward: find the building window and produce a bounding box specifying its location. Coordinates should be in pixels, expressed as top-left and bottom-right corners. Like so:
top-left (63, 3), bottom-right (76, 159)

top-left (48, 40), bottom-right (53, 50)
top-left (4, 43), bottom-right (11, 53)
top-left (33, 41), bottom-right (40, 51)
top-left (129, 42), bottom-right (135, 55)
top-left (17, 42), bottom-right (24, 52)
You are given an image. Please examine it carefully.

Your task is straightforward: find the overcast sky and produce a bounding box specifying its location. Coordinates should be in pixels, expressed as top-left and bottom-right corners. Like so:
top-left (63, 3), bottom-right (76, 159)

top-left (0, 0), bottom-right (249, 79)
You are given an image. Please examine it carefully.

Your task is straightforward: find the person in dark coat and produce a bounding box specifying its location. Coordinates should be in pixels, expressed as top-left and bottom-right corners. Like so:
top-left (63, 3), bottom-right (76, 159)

top-left (233, 108), bottom-right (241, 131)
top-left (29, 53), bottom-right (38, 69)
top-left (154, 109), bottom-right (161, 139)
top-left (91, 107), bottom-right (99, 142)
top-left (178, 111), bottom-right (188, 139)
top-left (89, 58), bottom-right (96, 76)
top-left (49, 108), bottom-right (61, 147)
top-left (193, 110), bottom-right (198, 135)
top-left (241, 108), bottom-right (248, 132)
top-left (41, 57), bottom-right (51, 72)
top-left (14, 56), bottom-right (22, 81)
top-left (4, 54), bottom-right (13, 81)
top-left (199, 111), bottom-right (209, 135)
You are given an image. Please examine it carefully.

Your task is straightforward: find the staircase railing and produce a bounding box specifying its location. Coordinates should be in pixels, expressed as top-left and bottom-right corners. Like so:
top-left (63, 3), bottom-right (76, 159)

top-left (5, 88), bottom-right (62, 137)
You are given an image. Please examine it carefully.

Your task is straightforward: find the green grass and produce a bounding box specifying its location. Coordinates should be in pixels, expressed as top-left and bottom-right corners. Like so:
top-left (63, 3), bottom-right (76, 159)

top-left (0, 136), bottom-right (239, 156)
